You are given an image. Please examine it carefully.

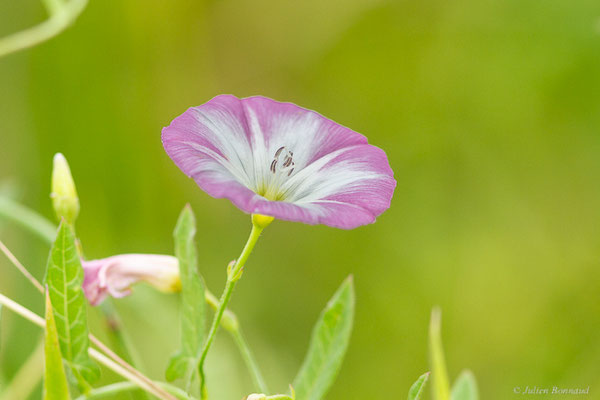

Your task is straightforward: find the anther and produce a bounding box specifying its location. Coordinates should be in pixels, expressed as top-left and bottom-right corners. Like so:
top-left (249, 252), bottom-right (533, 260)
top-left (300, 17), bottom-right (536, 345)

top-left (270, 160), bottom-right (277, 174)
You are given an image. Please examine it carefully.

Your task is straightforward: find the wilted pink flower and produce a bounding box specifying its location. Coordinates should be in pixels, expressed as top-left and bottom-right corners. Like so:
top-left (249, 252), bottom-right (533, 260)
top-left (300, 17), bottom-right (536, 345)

top-left (162, 95), bottom-right (396, 229)
top-left (82, 254), bottom-right (181, 306)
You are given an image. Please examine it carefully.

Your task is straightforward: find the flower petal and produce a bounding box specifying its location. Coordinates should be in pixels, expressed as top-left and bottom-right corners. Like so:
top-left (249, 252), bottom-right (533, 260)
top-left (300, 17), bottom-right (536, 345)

top-left (162, 95), bottom-right (395, 229)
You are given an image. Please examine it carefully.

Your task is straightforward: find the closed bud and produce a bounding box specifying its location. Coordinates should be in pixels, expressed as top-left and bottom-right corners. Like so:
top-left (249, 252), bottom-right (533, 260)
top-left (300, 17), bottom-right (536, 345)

top-left (244, 395), bottom-right (267, 400)
top-left (51, 153), bottom-right (80, 225)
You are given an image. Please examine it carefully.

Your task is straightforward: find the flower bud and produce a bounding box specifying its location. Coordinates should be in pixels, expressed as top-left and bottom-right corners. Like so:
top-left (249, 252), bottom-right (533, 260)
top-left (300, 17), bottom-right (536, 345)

top-left (81, 254), bottom-right (181, 306)
top-left (244, 394), bottom-right (267, 400)
top-left (50, 153), bottom-right (80, 225)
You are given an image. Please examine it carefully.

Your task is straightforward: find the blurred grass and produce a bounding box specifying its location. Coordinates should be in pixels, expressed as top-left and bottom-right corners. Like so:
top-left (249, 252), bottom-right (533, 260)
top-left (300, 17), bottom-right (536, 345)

top-left (1, 0), bottom-right (600, 399)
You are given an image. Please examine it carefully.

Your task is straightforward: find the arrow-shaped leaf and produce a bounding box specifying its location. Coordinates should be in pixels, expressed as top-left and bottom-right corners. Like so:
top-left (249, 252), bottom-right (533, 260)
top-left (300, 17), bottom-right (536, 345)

top-left (408, 372), bottom-right (430, 400)
top-left (293, 276), bottom-right (354, 400)
top-left (451, 370), bottom-right (479, 400)
top-left (46, 221), bottom-right (99, 386)
top-left (166, 205), bottom-right (206, 391)
top-left (44, 290), bottom-right (71, 400)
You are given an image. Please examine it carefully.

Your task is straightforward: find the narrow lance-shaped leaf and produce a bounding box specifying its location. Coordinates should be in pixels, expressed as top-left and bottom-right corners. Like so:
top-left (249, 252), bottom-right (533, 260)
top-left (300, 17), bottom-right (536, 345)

top-left (166, 205), bottom-right (206, 390)
top-left (408, 372), bottom-right (430, 400)
top-left (429, 307), bottom-right (450, 400)
top-left (44, 290), bottom-right (71, 400)
top-left (451, 370), bottom-right (479, 400)
top-left (293, 276), bottom-right (355, 400)
top-left (46, 221), bottom-right (99, 385)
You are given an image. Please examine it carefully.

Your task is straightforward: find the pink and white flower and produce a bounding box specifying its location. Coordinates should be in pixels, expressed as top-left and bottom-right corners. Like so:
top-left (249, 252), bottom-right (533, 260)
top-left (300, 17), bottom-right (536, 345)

top-left (162, 95), bottom-right (395, 229)
top-left (82, 254), bottom-right (181, 306)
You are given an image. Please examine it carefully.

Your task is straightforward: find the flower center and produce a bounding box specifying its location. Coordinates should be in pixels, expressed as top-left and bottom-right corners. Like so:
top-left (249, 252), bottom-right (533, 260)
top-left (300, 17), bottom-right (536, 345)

top-left (269, 146), bottom-right (295, 176)
top-left (261, 146), bottom-right (295, 201)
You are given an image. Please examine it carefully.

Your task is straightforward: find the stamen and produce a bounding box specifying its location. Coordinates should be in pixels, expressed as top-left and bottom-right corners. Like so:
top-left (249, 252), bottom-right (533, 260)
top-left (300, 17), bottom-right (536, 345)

top-left (268, 146), bottom-right (296, 186)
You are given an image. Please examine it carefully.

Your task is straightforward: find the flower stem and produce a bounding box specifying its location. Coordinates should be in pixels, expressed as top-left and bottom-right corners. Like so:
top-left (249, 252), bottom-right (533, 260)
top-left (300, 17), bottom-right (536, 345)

top-left (0, 292), bottom-right (178, 400)
top-left (1, 197), bottom-right (272, 397)
top-left (0, 0), bottom-right (88, 58)
top-left (198, 222), bottom-right (265, 399)
top-left (0, 238), bottom-right (173, 399)
top-left (0, 238), bottom-right (44, 293)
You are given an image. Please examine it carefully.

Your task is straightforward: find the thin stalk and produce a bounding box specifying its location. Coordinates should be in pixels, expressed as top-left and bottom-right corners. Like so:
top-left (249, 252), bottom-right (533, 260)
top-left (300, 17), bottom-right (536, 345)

top-left (88, 335), bottom-right (176, 399)
top-left (198, 223), bottom-right (264, 399)
top-left (1, 199), bottom-right (271, 396)
top-left (0, 239), bottom-right (44, 293)
top-left (0, 0), bottom-right (88, 58)
top-left (73, 382), bottom-right (195, 400)
top-left (0, 238), bottom-right (172, 399)
top-left (0, 292), bottom-right (177, 400)
top-left (90, 350), bottom-right (177, 400)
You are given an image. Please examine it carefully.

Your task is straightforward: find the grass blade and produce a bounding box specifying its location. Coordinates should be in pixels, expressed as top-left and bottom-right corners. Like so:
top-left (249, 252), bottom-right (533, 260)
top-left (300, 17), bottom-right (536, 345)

top-left (429, 308), bottom-right (450, 400)
top-left (44, 290), bottom-right (71, 400)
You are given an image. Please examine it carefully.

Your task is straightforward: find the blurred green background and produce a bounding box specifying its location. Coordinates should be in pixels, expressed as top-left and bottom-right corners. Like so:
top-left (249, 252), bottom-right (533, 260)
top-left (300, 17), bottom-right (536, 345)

top-left (1, 0), bottom-right (600, 399)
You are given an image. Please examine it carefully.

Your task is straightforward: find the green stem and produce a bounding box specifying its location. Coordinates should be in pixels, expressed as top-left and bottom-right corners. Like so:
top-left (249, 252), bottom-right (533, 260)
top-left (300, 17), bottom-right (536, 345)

top-left (231, 328), bottom-right (269, 394)
top-left (0, 196), bottom-right (56, 243)
top-left (0, 0), bottom-right (88, 58)
top-left (1, 197), bottom-right (272, 396)
top-left (73, 382), bottom-right (196, 400)
top-left (0, 292), bottom-right (177, 400)
top-left (0, 236), bottom-right (173, 399)
top-left (198, 223), bottom-right (264, 399)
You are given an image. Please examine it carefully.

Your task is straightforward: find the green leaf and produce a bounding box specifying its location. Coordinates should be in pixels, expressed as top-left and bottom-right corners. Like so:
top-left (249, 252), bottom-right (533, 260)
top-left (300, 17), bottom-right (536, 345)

top-left (451, 370), bottom-right (479, 400)
top-left (46, 221), bottom-right (100, 386)
top-left (44, 290), bottom-right (71, 400)
top-left (166, 205), bottom-right (206, 390)
top-left (408, 372), bottom-right (430, 400)
top-left (429, 307), bottom-right (450, 400)
top-left (293, 276), bottom-right (355, 400)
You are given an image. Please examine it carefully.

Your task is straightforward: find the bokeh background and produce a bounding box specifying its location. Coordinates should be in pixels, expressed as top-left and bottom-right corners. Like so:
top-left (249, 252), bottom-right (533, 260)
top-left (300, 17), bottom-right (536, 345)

top-left (1, 0), bottom-right (600, 399)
